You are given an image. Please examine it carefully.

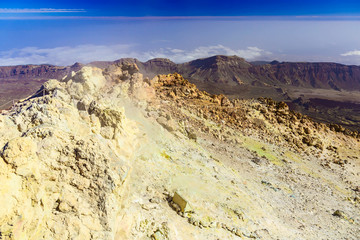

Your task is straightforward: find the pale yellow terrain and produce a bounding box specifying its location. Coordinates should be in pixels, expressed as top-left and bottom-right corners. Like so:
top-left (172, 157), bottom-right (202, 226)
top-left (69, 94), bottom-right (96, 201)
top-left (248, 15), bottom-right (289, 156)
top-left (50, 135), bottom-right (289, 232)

top-left (0, 64), bottom-right (359, 239)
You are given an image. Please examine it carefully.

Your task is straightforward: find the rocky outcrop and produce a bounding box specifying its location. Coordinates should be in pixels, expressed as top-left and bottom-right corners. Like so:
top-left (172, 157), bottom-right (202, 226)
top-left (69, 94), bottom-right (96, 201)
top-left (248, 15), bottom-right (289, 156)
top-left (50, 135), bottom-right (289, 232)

top-left (0, 66), bottom-right (136, 239)
top-left (152, 73), bottom-right (359, 148)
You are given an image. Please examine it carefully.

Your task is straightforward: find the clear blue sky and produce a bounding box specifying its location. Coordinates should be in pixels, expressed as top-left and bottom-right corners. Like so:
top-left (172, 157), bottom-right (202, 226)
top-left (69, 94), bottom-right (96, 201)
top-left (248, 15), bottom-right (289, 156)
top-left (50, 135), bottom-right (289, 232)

top-left (1, 0), bottom-right (360, 65)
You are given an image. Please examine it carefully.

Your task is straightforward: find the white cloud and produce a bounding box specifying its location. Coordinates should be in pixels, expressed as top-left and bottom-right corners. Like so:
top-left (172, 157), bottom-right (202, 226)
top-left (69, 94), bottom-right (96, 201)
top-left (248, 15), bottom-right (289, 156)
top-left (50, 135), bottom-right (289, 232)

top-left (0, 8), bottom-right (86, 13)
top-left (169, 49), bottom-right (185, 54)
top-left (0, 44), bottom-right (271, 66)
top-left (341, 50), bottom-right (360, 57)
top-left (0, 44), bottom-right (133, 66)
top-left (134, 45), bottom-right (272, 63)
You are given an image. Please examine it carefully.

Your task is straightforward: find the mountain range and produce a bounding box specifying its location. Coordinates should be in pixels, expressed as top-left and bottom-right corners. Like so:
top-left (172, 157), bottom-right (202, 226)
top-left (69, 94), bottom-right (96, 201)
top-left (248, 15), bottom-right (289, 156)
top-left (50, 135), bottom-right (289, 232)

top-left (89, 55), bottom-right (360, 90)
top-left (1, 56), bottom-right (360, 131)
top-left (2, 56), bottom-right (360, 99)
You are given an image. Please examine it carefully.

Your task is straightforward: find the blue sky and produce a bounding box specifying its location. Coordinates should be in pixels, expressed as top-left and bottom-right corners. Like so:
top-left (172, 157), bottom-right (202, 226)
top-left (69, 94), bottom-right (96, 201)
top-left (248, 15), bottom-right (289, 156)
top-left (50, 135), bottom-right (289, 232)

top-left (1, 0), bottom-right (360, 65)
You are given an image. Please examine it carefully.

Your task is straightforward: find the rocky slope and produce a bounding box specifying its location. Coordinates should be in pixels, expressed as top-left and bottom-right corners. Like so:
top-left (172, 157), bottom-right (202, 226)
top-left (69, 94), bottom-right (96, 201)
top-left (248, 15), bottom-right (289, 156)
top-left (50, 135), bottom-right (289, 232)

top-left (89, 57), bottom-right (360, 133)
top-left (0, 63), bottom-right (359, 239)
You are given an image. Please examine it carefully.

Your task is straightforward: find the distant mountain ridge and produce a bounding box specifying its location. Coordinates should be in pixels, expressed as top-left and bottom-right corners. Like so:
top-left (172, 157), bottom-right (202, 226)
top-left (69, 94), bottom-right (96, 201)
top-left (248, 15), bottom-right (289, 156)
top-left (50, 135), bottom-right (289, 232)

top-left (3, 56), bottom-right (360, 91)
top-left (89, 55), bottom-right (360, 90)
top-left (249, 61), bottom-right (360, 90)
top-left (0, 63), bottom-right (83, 80)
top-left (2, 55), bottom-right (360, 110)
top-left (0, 63), bottom-right (83, 109)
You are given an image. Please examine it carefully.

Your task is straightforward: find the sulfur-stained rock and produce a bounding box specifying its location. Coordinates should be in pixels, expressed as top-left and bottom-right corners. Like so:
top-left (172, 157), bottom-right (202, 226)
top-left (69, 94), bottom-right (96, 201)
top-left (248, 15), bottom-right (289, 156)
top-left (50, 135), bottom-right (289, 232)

top-left (88, 101), bottom-right (125, 128)
top-left (186, 128), bottom-right (197, 141)
top-left (172, 192), bottom-right (190, 213)
top-left (1, 137), bottom-right (37, 169)
top-left (0, 66), bottom-right (138, 240)
top-left (157, 117), bottom-right (178, 132)
top-left (63, 67), bottom-right (106, 99)
top-left (100, 126), bottom-right (115, 139)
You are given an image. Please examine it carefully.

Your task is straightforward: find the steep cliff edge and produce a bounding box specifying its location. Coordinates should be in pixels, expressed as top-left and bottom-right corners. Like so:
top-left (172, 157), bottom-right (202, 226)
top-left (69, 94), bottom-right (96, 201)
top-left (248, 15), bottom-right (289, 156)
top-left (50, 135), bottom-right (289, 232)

top-left (0, 64), bottom-right (359, 239)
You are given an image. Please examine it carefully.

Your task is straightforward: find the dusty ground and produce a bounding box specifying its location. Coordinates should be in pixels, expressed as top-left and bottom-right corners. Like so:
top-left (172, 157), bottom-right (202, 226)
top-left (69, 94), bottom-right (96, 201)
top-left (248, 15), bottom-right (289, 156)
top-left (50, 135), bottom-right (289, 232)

top-left (120, 73), bottom-right (360, 240)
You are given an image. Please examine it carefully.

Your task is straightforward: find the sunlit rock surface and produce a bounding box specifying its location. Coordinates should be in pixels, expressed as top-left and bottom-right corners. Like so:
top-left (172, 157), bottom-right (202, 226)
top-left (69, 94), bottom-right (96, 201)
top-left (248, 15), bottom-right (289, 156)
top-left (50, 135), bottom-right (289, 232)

top-left (0, 64), bottom-right (359, 239)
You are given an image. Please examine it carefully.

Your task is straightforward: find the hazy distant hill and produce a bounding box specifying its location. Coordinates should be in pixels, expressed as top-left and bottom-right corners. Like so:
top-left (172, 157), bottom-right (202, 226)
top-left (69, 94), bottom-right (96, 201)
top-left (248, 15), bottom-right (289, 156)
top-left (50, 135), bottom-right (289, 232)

top-left (0, 63), bottom-right (83, 80)
top-left (0, 63), bottom-right (82, 109)
top-left (250, 61), bottom-right (360, 90)
top-left (178, 55), bottom-right (254, 86)
top-left (89, 55), bottom-right (360, 91)
top-left (4, 56), bottom-right (360, 92)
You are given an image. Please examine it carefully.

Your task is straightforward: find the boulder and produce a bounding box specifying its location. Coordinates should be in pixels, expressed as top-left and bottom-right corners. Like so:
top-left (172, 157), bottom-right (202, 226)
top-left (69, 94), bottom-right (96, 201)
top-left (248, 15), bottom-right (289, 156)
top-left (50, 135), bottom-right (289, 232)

top-left (157, 117), bottom-right (178, 132)
top-left (172, 192), bottom-right (190, 213)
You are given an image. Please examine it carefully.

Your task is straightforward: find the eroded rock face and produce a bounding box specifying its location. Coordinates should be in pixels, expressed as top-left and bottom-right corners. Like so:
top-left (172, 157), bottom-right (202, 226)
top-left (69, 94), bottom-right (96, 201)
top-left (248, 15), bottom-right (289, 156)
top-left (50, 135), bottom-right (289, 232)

top-left (0, 65), bottom-right (359, 240)
top-left (0, 66), bottom-right (137, 239)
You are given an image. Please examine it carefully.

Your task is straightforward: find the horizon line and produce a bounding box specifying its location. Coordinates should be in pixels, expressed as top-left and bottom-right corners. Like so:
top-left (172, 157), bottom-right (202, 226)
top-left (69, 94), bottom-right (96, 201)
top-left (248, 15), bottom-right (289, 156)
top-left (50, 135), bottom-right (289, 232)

top-left (0, 56), bottom-right (358, 67)
top-left (1, 15), bottom-right (360, 21)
